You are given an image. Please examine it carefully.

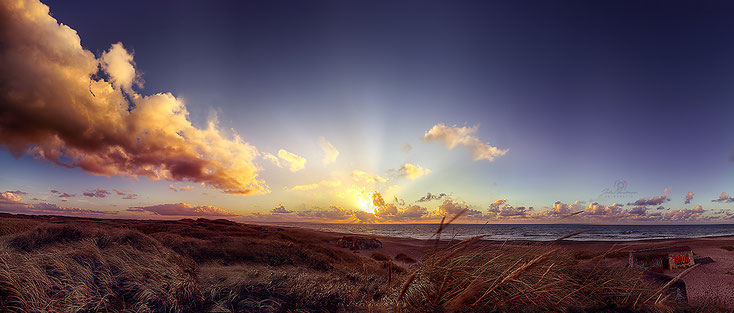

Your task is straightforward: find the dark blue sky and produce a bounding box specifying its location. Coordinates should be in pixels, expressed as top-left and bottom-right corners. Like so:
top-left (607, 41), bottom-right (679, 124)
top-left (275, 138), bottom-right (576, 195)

top-left (2, 0), bottom-right (734, 220)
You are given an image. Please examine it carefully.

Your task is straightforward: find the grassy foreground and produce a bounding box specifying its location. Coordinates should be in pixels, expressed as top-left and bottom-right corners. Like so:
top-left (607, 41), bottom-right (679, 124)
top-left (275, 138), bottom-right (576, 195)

top-left (0, 214), bottom-right (717, 312)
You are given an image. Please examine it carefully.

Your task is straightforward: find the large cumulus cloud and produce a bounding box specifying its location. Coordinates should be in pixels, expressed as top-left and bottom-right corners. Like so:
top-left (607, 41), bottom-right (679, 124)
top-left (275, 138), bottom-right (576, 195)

top-left (0, 0), bottom-right (266, 195)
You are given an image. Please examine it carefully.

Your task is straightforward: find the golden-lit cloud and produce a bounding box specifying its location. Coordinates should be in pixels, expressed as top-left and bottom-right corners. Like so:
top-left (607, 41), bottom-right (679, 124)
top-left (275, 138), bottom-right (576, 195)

top-left (351, 170), bottom-right (387, 183)
top-left (400, 163), bottom-right (431, 180)
top-left (0, 192), bottom-right (23, 203)
top-left (168, 185), bottom-right (194, 192)
top-left (0, 0), bottom-right (266, 195)
top-left (100, 42), bottom-right (140, 92)
top-left (266, 149), bottom-right (306, 172)
top-left (318, 136), bottom-right (339, 165)
top-left (263, 153), bottom-right (282, 168)
top-left (128, 202), bottom-right (237, 216)
top-left (423, 123), bottom-right (508, 162)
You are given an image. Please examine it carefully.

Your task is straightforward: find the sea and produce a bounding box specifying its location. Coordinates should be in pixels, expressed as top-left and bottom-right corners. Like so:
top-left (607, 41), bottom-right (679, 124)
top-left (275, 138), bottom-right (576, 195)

top-left (268, 223), bottom-right (734, 241)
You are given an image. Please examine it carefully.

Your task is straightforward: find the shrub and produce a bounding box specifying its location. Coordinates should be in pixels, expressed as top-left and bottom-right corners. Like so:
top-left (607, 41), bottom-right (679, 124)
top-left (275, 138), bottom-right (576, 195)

top-left (395, 253), bottom-right (417, 264)
top-left (371, 252), bottom-right (391, 261)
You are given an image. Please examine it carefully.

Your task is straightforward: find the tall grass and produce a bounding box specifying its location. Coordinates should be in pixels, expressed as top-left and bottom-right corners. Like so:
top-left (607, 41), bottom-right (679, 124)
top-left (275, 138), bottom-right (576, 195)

top-left (0, 214), bottom-right (711, 312)
top-left (0, 224), bottom-right (202, 312)
top-left (382, 228), bottom-right (670, 312)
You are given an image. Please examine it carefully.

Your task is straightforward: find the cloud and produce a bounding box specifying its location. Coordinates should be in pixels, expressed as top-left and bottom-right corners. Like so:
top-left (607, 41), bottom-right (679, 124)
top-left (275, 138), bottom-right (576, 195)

top-left (0, 194), bottom-right (112, 215)
top-left (5, 190), bottom-right (27, 195)
top-left (271, 204), bottom-right (293, 214)
top-left (434, 199), bottom-right (483, 218)
top-left (278, 149), bottom-right (306, 172)
top-left (58, 193), bottom-right (75, 198)
top-left (168, 185), bottom-right (193, 192)
top-left (370, 191), bottom-right (430, 221)
top-left (423, 123), bottom-right (508, 162)
top-left (128, 203), bottom-right (237, 217)
top-left (489, 198), bottom-right (507, 208)
top-left (263, 153), bottom-right (282, 168)
top-left (416, 192), bottom-right (448, 203)
top-left (685, 192), bottom-right (694, 204)
top-left (100, 42), bottom-right (141, 93)
top-left (83, 188), bottom-right (111, 198)
top-left (318, 137), bottom-right (339, 165)
top-left (0, 0), bottom-right (266, 195)
top-left (486, 198), bottom-right (533, 219)
top-left (585, 202), bottom-right (624, 217)
top-left (399, 163), bottom-right (431, 180)
top-left (112, 189), bottom-right (138, 199)
top-left (664, 205), bottom-right (706, 221)
top-left (627, 188), bottom-right (670, 206)
top-left (623, 206), bottom-right (648, 216)
top-left (0, 192), bottom-right (23, 203)
top-left (265, 149), bottom-right (306, 172)
top-left (712, 192), bottom-right (734, 203)
top-left (543, 200), bottom-right (585, 217)
top-left (351, 170), bottom-right (387, 184)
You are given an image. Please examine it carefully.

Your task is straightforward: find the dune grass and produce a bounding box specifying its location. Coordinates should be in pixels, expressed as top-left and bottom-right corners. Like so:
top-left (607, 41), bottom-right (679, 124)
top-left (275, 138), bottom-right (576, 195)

top-left (0, 214), bottom-right (713, 312)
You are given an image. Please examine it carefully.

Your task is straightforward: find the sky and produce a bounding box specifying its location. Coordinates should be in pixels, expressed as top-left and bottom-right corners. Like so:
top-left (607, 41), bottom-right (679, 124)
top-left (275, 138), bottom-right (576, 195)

top-left (1, 0), bottom-right (734, 224)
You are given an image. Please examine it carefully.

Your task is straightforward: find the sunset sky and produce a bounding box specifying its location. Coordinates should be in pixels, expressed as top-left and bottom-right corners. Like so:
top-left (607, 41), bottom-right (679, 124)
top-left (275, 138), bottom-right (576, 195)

top-left (1, 0), bottom-right (734, 223)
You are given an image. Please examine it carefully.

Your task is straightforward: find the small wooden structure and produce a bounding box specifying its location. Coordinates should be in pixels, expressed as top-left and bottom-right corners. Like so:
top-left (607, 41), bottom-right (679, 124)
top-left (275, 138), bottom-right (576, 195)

top-left (629, 246), bottom-right (694, 270)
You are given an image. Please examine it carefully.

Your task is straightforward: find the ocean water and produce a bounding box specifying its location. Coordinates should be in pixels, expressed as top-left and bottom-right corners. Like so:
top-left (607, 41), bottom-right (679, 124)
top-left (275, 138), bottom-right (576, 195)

top-left (270, 223), bottom-right (734, 241)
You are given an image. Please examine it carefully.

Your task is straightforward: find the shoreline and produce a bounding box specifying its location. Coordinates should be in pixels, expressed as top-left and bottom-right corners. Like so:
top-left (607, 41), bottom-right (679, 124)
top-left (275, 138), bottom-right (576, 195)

top-left (271, 222), bottom-right (734, 243)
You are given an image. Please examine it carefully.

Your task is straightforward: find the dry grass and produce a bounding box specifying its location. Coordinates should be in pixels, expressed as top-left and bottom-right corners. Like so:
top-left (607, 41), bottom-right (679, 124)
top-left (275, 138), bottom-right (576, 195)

top-left (0, 214), bottom-right (715, 312)
top-left (0, 224), bottom-right (202, 312)
top-left (381, 239), bottom-right (677, 312)
top-left (0, 216), bottom-right (391, 312)
top-left (719, 245), bottom-right (734, 251)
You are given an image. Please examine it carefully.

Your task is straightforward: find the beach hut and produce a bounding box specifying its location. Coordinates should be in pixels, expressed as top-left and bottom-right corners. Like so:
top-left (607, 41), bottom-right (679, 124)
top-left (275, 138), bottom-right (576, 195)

top-left (629, 246), bottom-right (694, 270)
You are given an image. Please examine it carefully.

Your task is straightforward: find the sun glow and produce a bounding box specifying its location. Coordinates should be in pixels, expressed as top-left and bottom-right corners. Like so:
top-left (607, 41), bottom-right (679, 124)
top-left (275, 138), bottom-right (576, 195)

top-left (353, 189), bottom-right (378, 214)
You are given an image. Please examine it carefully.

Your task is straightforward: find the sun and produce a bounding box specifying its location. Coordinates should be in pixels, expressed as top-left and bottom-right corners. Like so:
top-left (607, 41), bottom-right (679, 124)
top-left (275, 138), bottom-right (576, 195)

top-left (353, 189), bottom-right (377, 214)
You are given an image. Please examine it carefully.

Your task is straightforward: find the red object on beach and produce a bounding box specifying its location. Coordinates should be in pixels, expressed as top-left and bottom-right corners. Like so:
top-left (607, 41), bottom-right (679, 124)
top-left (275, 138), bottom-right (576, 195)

top-left (629, 246), bottom-right (695, 270)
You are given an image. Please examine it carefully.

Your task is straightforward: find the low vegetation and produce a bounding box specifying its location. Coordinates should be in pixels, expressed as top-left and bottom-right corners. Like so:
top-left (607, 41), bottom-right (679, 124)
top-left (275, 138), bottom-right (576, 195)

top-left (394, 253), bottom-right (417, 264)
top-left (0, 213), bottom-right (713, 312)
top-left (720, 245), bottom-right (734, 251)
top-left (371, 252), bottom-right (391, 261)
